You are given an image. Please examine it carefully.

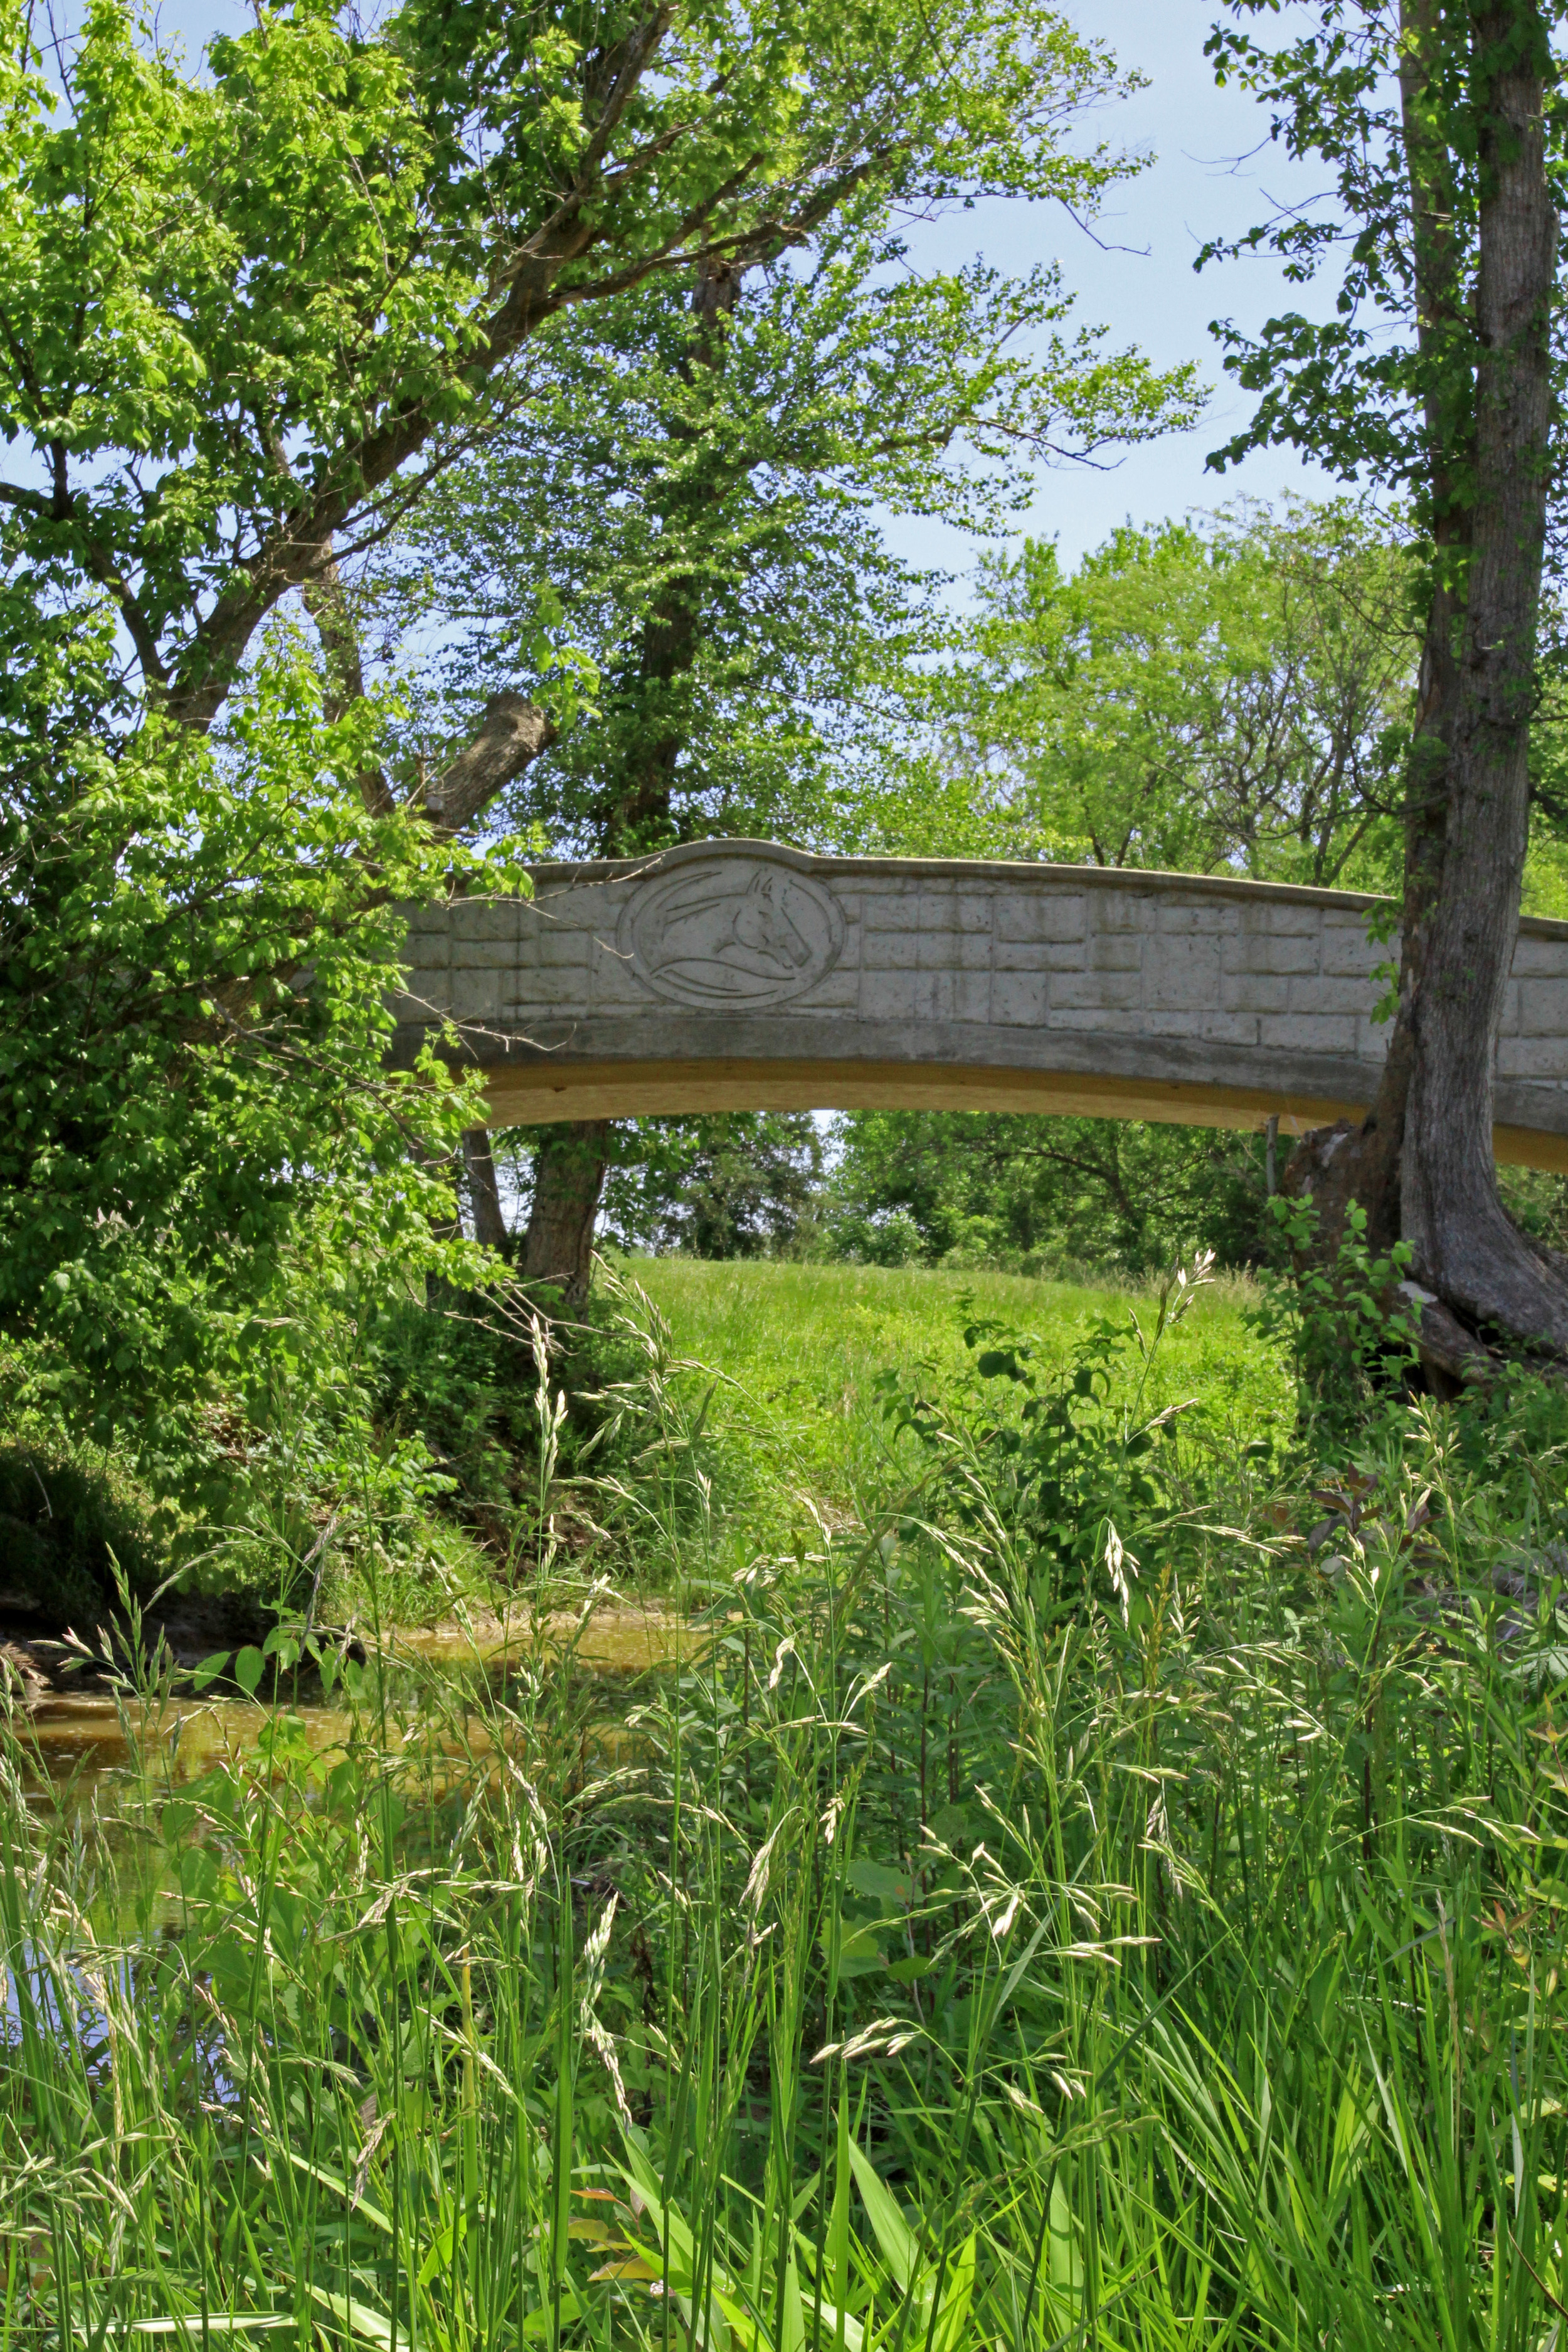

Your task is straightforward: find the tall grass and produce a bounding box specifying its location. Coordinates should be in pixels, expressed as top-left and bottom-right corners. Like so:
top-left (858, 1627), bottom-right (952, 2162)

top-left (4, 1271), bottom-right (1568, 2347)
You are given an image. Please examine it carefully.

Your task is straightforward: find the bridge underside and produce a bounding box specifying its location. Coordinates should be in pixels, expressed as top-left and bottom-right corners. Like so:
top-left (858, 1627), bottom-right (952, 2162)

top-left (479, 1051), bottom-right (1568, 1173)
top-left (390, 841), bottom-right (1568, 1177)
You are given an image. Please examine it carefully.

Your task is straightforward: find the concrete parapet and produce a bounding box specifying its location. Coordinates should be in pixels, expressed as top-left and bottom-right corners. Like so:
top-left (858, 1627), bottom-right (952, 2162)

top-left (386, 840), bottom-right (1568, 1172)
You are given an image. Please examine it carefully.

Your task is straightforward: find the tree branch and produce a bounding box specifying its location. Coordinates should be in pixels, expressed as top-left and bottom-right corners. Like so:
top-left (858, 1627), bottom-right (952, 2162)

top-left (421, 692), bottom-right (557, 834)
top-left (162, 97), bottom-right (888, 728)
top-left (83, 539), bottom-right (170, 687)
top-left (300, 548), bottom-right (397, 817)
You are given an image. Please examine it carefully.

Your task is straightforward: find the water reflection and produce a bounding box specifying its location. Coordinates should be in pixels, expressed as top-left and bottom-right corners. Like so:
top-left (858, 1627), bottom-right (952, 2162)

top-left (23, 1689), bottom-right (353, 1783)
top-left (19, 1603), bottom-right (699, 1791)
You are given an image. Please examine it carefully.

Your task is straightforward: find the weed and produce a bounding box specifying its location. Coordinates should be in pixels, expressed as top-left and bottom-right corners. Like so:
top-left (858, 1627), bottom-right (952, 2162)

top-left (5, 1263), bottom-right (1568, 2343)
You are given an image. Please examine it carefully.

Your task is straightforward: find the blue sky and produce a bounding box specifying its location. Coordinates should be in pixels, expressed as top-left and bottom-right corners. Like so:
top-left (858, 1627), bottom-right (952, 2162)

top-left (150, 0), bottom-right (1344, 573)
top-left (884, 0), bottom-right (1343, 575)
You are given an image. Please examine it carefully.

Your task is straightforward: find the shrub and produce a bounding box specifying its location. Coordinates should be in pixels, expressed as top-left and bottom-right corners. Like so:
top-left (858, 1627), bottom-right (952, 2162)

top-left (0, 1445), bottom-right (161, 1631)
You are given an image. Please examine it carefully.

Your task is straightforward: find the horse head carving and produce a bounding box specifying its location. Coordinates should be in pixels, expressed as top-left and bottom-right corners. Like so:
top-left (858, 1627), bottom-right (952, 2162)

top-left (731, 872), bottom-right (811, 971)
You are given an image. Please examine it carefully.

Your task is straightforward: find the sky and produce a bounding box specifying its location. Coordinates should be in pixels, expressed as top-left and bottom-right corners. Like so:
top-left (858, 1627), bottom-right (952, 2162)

top-left (146, 0), bottom-right (1350, 582)
top-left (884, 0), bottom-right (1345, 576)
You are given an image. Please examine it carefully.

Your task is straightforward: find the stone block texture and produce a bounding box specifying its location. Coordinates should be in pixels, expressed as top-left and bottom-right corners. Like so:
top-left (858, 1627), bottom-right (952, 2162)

top-left (390, 844), bottom-right (1568, 1128)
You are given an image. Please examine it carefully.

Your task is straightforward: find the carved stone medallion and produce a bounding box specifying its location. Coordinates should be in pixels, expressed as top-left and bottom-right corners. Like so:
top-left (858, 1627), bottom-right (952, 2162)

top-left (618, 855), bottom-right (845, 1009)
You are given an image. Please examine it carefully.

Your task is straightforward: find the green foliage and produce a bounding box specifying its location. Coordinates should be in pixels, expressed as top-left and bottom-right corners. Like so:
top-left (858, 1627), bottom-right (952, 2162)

top-left (0, 614), bottom-right (514, 1461)
top-left (0, 0), bottom-right (1209, 1462)
top-left (926, 499), bottom-right (1414, 882)
top-left (1498, 1159), bottom-right (1568, 1248)
top-left (366, 1298), bottom-right (542, 1515)
top-left (1202, 0), bottom-right (1568, 524)
top-left (0, 1446), bottom-right (160, 1630)
top-left (364, 1285), bottom-right (652, 1540)
top-left (0, 0), bottom-right (1182, 719)
top-left (6, 1261), bottom-right (1568, 2344)
top-left (614, 1256), bottom-right (1289, 1552)
top-left (597, 1115), bottom-right (824, 1258)
top-left (825, 1108), bottom-right (1269, 1274)
top-left (876, 1259), bottom-right (1219, 1609)
top-left (389, 227), bottom-right (1199, 856)
top-left (0, 0), bottom-right (469, 675)
top-left (1254, 1194), bottom-right (1422, 1461)
top-left (1257, 1189), bottom-right (1568, 1496)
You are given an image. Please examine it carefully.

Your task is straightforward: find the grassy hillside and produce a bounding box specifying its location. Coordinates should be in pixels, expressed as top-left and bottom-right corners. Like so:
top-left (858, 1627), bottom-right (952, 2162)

top-left (608, 1253), bottom-right (1293, 1542)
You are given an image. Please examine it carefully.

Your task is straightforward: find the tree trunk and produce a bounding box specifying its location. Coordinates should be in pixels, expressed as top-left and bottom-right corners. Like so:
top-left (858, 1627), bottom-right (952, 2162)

top-left (464, 1127), bottom-right (511, 1254)
top-left (519, 260), bottom-right (743, 1306)
top-left (1396, 6), bottom-right (1567, 1345)
top-left (437, 258), bottom-right (750, 1313)
top-left (1288, 3), bottom-right (1568, 1360)
top-left (520, 1122), bottom-right (610, 1310)
top-left (591, 257), bottom-right (741, 856)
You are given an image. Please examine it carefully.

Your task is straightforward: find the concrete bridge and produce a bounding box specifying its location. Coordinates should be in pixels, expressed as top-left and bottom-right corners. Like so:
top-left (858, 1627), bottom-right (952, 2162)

top-left (390, 840), bottom-right (1568, 1172)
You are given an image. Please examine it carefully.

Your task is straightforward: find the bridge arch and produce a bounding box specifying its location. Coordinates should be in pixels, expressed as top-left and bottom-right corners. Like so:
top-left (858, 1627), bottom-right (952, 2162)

top-left (391, 840), bottom-right (1568, 1173)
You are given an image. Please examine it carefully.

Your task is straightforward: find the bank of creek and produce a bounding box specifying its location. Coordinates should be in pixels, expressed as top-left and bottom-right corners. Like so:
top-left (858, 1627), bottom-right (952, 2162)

top-left (3, 1599), bottom-right (699, 1797)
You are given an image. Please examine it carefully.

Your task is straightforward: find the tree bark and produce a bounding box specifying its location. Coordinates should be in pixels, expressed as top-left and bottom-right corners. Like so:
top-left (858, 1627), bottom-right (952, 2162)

top-left (519, 1122), bottom-right (611, 1310)
top-left (423, 694), bottom-right (557, 835)
top-left (1364, 0), bottom-right (1473, 1253)
top-left (464, 1127), bottom-right (511, 1254)
top-left (1288, 2), bottom-right (1568, 1359)
top-left (1395, 6), bottom-right (1567, 1345)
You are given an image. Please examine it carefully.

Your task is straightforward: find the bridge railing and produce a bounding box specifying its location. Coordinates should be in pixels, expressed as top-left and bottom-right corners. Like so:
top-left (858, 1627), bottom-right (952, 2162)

top-left (389, 841), bottom-right (1568, 1172)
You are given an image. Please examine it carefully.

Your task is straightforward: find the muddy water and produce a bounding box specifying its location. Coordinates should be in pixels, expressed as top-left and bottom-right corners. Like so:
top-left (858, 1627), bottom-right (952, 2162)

top-left (24, 1690), bottom-right (354, 1784)
top-left (393, 1603), bottom-right (694, 1673)
top-left (20, 1604), bottom-right (702, 1794)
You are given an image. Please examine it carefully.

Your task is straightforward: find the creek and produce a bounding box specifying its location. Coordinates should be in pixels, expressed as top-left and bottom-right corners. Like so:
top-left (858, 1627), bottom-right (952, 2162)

top-left (14, 1602), bottom-right (697, 1796)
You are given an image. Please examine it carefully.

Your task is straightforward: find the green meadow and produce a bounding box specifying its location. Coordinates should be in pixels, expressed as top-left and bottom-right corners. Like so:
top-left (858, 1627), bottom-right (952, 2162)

top-left (612, 1256), bottom-right (1290, 1547)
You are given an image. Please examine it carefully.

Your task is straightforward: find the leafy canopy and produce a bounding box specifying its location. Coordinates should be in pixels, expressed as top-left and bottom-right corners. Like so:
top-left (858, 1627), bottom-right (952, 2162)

top-left (1200, 2), bottom-right (1568, 530)
top-left (0, 0), bottom-right (1156, 719)
top-left (903, 500), bottom-right (1416, 883)
top-left (826, 1106), bottom-right (1270, 1276)
top-left (0, 605), bottom-right (517, 1454)
top-left (380, 222), bottom-right (1199, 854)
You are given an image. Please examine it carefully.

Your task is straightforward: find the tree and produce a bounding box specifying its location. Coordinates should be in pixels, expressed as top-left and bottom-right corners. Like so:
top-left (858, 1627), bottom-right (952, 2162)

top-left (836, 497), bottom-right (1417, 1274)
top-left (392, 228), bottom-right (1197, 856)
top-left (0, 0), bottom-right (1158, 739)
top-left (375, 186), bottom-right (1198, 1293)
top-left (0, 0), bottom-right (1196, 1330)
top-left (598, 1114), bottom-right (824, 1256)
top-left (825, 1108), bottom-right (1268, 1273)
top-left (1204, 1), bottom-right (1568, 1365)
top-left (943, 501), bottom-right (1416, 885)
top-left (0, 599), bottom-right (501, 1459)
